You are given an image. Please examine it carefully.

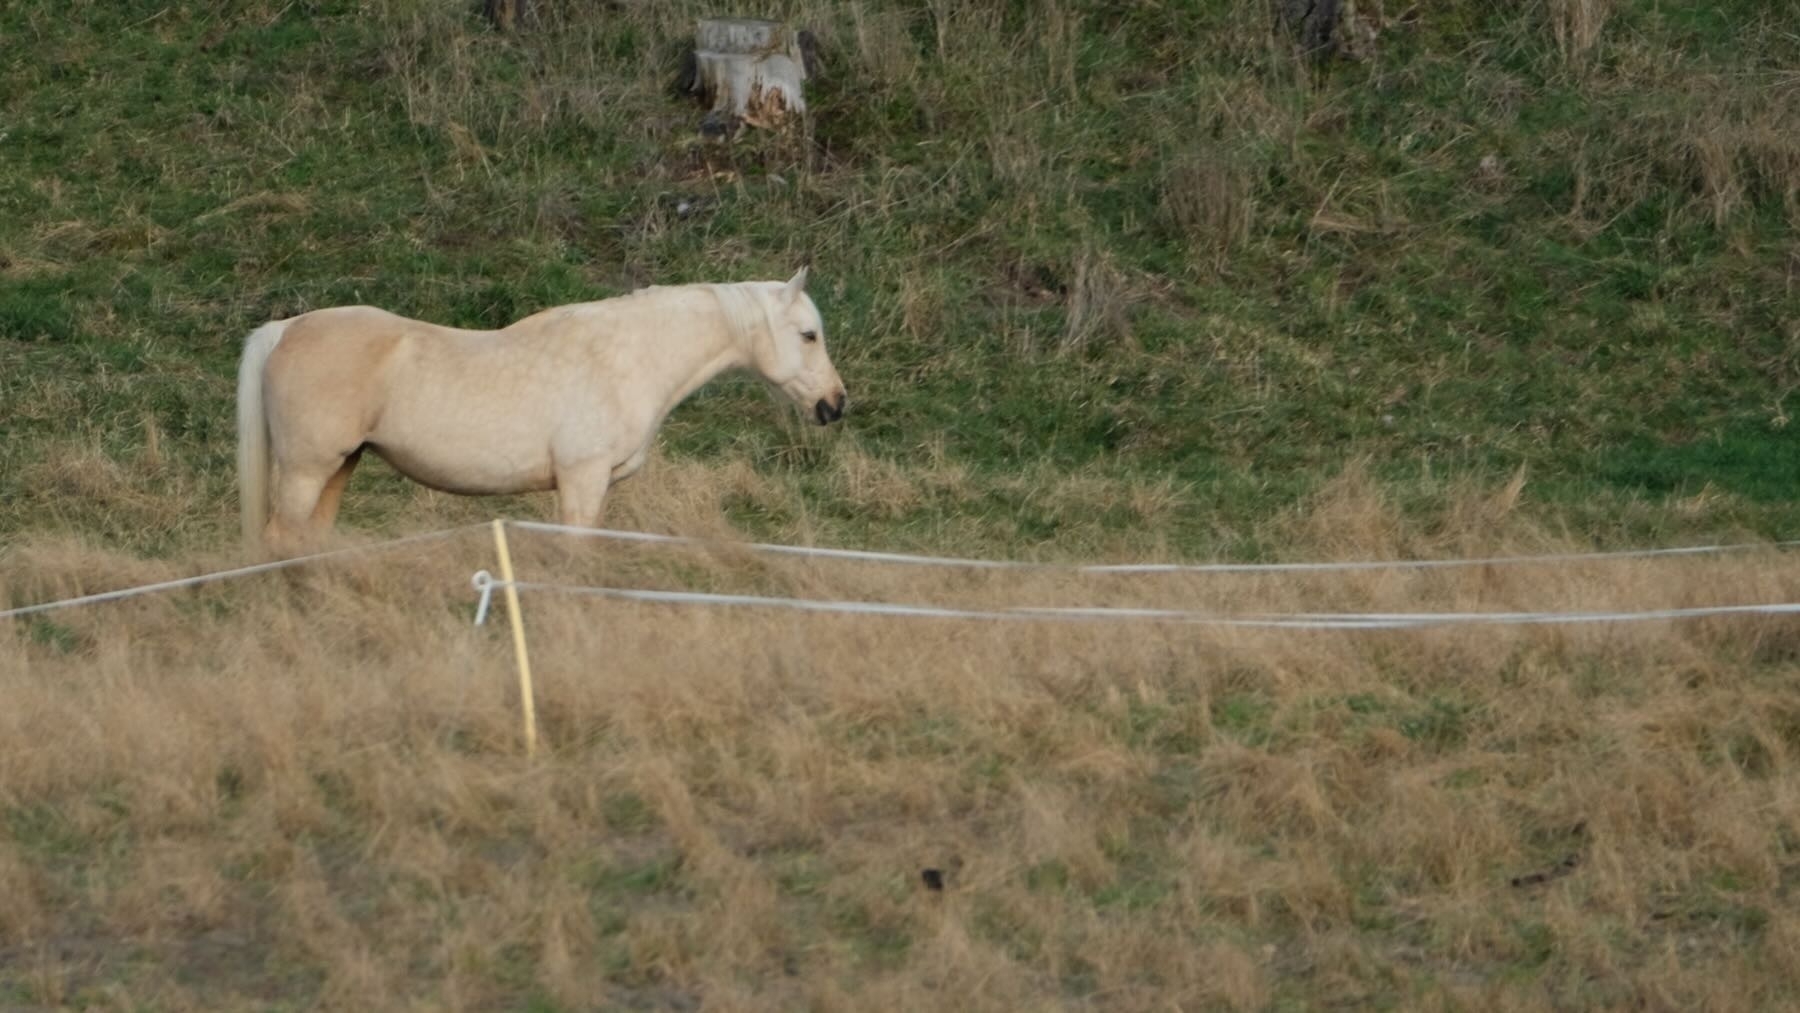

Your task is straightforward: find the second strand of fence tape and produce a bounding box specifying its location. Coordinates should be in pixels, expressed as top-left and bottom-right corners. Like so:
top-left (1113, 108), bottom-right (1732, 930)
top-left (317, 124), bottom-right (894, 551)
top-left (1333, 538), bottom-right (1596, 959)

top-left (468, 575), bottom-right (1800, 631)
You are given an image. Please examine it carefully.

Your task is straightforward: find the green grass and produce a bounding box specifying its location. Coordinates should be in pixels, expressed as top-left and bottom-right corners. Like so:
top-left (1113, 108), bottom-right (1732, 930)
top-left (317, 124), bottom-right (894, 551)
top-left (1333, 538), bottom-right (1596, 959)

top-left (0, 1), bottom-right (1795, 558)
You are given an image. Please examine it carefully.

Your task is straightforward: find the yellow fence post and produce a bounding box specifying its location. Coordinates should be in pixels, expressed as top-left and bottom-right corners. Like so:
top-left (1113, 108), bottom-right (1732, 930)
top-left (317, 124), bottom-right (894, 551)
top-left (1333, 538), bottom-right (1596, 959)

top-left (491, 519), bottom-right (538, 758)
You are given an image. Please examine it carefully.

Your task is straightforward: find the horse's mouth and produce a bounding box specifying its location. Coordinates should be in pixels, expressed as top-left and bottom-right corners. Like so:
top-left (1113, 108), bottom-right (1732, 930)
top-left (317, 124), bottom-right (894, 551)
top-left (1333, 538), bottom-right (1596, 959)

top-left (813, 391), bottom-right (847, 426)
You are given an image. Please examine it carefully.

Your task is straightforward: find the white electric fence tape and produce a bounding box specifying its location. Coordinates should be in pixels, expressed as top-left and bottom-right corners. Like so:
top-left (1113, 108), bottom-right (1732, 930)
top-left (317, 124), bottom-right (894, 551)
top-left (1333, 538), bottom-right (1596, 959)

top-left (4, 519), bottom-right (1793, 632)
top-left (469, 571), bottom-right (1800, 631)
top-left (506, 519), bottom-right (1800, 575)
top-left (0, 525), bottom-right (484, 621)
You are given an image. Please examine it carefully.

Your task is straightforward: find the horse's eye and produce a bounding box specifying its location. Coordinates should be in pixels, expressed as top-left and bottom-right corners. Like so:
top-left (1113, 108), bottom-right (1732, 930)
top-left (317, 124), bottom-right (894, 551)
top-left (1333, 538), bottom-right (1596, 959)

top-left (801, 330), bottom-right (818, 343)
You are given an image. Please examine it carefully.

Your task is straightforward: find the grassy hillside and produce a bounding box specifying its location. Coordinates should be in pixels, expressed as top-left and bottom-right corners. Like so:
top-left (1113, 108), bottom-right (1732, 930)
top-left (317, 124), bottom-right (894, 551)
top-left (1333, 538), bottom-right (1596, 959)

top-left (4, 4), bottom-right (1800, 1009)
top-left (1, 0), bottom-right (1796, 558)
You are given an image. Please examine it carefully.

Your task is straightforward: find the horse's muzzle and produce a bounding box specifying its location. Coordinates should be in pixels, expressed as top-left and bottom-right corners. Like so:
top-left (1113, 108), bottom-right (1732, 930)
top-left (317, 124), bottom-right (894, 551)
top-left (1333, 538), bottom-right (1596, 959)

top-left (814, 391), bottom-right (847, 426)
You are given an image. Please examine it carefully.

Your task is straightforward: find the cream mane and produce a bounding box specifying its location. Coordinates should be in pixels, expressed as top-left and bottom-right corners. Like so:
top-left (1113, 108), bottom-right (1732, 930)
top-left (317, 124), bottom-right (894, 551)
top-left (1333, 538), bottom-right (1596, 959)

top-left (607, 281), bottom-right (774, 349)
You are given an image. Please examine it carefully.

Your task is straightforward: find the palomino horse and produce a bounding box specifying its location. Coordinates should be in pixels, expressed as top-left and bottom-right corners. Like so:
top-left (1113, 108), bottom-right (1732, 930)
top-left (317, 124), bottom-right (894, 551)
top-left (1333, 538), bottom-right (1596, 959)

top-left (236, 268), bottom-right (847, 556)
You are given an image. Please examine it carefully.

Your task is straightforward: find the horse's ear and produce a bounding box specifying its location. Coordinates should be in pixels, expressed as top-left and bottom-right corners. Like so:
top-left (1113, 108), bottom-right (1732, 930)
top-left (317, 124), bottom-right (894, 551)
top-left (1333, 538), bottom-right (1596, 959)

top-left (783, 266), bottom-right (809, 304)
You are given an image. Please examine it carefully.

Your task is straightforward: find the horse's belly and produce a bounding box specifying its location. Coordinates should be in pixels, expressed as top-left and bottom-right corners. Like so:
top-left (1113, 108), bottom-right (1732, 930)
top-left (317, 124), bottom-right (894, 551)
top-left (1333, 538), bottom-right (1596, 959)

top-left (368, 428), bottom-right (555, 497)
top-left (366, 340), bottom-right (576, 496)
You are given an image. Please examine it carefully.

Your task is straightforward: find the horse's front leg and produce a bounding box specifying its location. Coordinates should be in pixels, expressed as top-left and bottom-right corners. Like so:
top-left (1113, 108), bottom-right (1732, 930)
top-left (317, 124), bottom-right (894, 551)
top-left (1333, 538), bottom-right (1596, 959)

top-left (553, 459), bottom-right (612, 528)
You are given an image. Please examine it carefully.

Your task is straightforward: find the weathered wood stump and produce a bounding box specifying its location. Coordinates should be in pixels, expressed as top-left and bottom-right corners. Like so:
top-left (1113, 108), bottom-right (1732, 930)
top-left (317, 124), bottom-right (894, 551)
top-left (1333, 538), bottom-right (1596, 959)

top-left (1274, 0), bottom-right (1342, 60)
top-left (483, 0), bottom-right (535, 32)
top-left (678, 18), bottom-right (812, 140)
top-left (1272, 0), bottom-right (1384, 63)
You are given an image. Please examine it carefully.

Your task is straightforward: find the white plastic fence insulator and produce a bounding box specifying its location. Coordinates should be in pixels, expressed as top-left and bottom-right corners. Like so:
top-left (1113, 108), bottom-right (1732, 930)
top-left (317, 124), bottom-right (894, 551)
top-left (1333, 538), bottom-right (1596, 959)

top-left (471, 570), bottom-right (497, 626)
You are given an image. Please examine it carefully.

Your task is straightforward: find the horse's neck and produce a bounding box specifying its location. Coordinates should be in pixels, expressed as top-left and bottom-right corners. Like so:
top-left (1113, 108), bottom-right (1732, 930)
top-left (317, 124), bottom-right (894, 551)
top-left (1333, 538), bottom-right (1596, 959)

top-left (605, 284), bottom-right (758, 425)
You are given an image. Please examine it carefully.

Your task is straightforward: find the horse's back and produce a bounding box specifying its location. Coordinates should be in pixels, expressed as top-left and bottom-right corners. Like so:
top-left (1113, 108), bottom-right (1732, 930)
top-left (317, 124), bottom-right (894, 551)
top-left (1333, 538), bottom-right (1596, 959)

top-left (281, 305), bottom-right (461, 350)
top-left (270, 306), bottom-right (480, 380)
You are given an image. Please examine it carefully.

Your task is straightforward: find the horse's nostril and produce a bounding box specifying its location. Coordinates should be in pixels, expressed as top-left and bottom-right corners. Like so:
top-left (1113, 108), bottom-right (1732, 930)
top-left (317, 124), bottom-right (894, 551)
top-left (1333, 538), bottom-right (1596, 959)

top-left (815, 395), bottom-right (844, 425)
top-left (835, 391), bottom-right (848, 414)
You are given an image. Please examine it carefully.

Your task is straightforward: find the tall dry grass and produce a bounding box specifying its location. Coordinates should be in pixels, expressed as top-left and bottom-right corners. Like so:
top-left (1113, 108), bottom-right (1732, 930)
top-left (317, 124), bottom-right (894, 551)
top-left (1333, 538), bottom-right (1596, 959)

top-left (1548, 0), bottom-right (1614, 74)
top-left (3, 466), bottom-right (1799, 1009)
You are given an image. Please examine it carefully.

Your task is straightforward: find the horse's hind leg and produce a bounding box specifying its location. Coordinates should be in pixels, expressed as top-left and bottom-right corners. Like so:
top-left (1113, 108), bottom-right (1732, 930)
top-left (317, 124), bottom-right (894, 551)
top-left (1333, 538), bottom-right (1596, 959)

top-left (266, 458), bottom-right (344, 556)
top-left (310, 447), bottom-right (364, 528)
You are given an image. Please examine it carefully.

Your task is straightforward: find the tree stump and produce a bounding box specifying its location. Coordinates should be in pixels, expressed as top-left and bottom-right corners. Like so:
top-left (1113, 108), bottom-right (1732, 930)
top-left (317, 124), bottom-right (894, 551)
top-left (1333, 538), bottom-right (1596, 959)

top-left (1272, 0), bottom-right (1384, 63)
top-left (679, 18), bottom-right (812, 139)
top-left (1273, 0), bottom-right (1343, 60)
top-left (483, 0), bottom-right (535, 32)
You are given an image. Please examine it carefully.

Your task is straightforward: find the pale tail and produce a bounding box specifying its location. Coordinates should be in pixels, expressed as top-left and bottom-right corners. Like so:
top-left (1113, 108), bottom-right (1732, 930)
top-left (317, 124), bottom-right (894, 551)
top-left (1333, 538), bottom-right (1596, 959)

top-left (236, 320), bottom-right (290, 547)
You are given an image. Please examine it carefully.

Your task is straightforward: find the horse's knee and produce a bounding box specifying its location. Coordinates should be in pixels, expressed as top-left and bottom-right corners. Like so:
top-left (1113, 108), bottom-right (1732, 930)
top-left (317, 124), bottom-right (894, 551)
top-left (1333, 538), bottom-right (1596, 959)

top-left (555, 468), bottom-right (610, 527)
top-left (557, 492), bottom-right (607, 527)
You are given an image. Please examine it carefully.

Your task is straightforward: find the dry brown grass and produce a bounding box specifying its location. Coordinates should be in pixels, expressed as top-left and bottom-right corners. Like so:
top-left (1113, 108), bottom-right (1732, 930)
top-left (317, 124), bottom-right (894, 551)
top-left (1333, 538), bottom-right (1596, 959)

top-left (1161, 148), bottom-right (1254, 275)
top-left (1548, 0), bottom-right (1614, 75)
top-left (1058, 246), bottom-right (1137, 356)
top-left (3, 467), bottom-right (1799, 1009)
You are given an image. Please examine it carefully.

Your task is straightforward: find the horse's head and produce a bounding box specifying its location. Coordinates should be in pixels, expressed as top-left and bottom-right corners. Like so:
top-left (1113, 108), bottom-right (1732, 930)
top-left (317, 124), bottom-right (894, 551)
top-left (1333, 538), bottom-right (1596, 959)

top-left (752, 267), bottom-right (848, 426)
